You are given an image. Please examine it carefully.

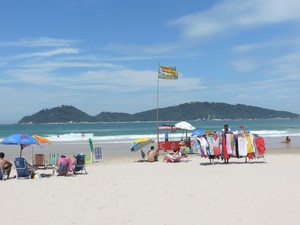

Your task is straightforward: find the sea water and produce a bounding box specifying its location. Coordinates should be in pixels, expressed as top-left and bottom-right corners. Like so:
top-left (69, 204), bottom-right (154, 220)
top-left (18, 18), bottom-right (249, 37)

top-left (0, 119), bottom-right (300, 149)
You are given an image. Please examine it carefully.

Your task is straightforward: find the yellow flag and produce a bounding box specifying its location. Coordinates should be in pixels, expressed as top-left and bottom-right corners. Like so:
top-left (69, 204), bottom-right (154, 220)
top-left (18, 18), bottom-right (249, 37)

top-left (158, 65), bottom-right (178, 80)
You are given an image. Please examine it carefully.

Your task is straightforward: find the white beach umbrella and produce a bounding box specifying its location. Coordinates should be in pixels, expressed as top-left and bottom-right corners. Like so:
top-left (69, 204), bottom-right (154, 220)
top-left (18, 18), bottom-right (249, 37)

top-left (175, 121), bottom-right (195, 131)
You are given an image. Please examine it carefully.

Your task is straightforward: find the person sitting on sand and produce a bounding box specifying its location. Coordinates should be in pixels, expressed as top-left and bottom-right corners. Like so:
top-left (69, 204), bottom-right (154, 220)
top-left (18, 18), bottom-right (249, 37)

top-left (0, 152), bottom-right (13, 179)
top-left (281, 136), bottom-right (291, 144)
top-left (147, 146), bottom-right (158, 162)
top-left (163, 149), bottom-right (182, 163)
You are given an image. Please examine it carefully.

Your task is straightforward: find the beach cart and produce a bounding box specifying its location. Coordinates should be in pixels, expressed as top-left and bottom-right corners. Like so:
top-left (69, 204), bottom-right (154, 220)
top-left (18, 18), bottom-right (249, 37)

top-left (157, 124), bottom-right (192, 151)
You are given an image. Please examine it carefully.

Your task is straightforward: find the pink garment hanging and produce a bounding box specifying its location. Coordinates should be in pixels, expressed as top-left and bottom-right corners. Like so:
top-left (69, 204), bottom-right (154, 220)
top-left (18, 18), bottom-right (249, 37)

top-left (225, 134), bottom-right (233, 155)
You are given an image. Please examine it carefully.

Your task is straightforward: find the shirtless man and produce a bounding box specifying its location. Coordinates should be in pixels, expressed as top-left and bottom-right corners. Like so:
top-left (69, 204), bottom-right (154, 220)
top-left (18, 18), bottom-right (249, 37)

top-left (0, 152), bottom-right (13, 179)
top-left (147, 146), bottom-right (158, 162)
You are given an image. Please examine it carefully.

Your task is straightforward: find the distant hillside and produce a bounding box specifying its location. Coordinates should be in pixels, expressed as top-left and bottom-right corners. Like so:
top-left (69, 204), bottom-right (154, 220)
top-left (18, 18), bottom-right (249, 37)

top-left (19, 105), bottom-right (95, 123)
top-left (18, 102), bottom-right (300, 124)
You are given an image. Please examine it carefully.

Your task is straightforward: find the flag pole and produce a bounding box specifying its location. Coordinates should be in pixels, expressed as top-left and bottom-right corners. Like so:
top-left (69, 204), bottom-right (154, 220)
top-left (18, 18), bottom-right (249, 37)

top-left (156, 63), bottom-right (160, 144)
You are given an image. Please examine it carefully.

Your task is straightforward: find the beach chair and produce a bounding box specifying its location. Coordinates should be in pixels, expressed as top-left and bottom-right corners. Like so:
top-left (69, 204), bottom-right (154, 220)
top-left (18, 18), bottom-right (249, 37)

top-left (14, 157), bottom-right (33, 179)
top-left (33, 153), bottom-right (46, 169)
top-left (73, 154), bottom-right (88, 174)
top-left (94, 147), bottom-right (103, 162)
top-left (45, 153), bottom-right (59, 168)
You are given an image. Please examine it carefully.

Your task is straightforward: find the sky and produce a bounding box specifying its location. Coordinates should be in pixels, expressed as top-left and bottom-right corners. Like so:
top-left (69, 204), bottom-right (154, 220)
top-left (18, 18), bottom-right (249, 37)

top-left (1, 0), bottom-right (300, 123)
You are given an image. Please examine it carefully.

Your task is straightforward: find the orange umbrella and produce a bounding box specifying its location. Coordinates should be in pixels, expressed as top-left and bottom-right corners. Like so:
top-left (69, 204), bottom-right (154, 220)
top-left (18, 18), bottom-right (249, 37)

top-left (33, 135), bottom-right (52, 144)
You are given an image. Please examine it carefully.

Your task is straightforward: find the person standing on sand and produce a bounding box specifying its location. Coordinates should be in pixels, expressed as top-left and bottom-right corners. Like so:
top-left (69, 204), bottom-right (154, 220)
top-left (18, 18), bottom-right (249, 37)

top-left (222, 124), bottom-right (230, 164)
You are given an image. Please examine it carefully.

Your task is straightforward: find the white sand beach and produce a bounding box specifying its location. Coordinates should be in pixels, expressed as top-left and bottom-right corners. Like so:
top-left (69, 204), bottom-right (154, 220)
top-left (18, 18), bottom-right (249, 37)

top-left (1, 143), bottom-right (300, 225)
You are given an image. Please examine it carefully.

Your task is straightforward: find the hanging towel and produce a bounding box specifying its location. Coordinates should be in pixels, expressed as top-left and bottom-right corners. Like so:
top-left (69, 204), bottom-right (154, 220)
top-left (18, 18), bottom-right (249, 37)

top-left (237, 136), bottom-right (248, 157)
top-left (222, 135), bottom-right (229, 159)
top-left (225, 134), bottom-right (233, 155)
top-left (245, 135), bottom-right (254, 154)
top-left (254, 136), bottom-right (266, 156)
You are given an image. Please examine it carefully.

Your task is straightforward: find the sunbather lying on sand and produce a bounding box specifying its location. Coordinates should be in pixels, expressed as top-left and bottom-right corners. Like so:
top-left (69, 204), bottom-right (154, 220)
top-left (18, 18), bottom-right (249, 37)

top-left (163, 150), bottom-right (182, 163)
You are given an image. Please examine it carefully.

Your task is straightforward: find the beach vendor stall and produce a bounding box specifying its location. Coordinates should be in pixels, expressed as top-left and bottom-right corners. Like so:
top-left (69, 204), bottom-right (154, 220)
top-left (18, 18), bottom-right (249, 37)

top-left (157, 121), bottom-right (195, 151)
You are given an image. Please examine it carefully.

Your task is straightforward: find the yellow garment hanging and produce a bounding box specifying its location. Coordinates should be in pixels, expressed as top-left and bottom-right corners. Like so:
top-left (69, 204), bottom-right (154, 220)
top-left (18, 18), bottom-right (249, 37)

top-left (245, 134), bottom-right (254, 154)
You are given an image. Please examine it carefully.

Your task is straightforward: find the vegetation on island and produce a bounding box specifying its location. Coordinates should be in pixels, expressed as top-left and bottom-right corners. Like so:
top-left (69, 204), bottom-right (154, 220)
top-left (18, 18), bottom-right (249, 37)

top-left (18, 102), bottom-right (300, 124)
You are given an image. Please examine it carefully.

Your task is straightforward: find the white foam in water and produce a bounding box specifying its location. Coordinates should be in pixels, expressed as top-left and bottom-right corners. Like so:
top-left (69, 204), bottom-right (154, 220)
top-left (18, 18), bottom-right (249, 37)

top-left (46, 132), bottom-right (188, 144)
top-left (252, 130), bottom-right (300, 137)
top-left (48, 133), bottom-right (94, 142)
top-left (47, 129), bottom-right (300, 143)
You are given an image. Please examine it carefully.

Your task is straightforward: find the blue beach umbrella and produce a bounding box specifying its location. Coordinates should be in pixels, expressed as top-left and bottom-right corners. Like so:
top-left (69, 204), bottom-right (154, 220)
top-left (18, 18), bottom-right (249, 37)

top-left (191, 129), bottom-right (205, 137)
top-left (0, 133), bottom-right (40, 157)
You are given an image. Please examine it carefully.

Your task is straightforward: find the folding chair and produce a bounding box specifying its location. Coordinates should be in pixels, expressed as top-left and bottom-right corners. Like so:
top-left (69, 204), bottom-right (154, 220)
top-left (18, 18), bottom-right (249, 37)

top-left (14, 157), bottom-right (33, 179)
top-left (94, 147), bottom-right (103, 162)
top-left (33, 154), bottom-right (46, 169)
top-left (46, 153), bottom-right (59, 168)
top-left (73, 154), bottom-right (88, 174)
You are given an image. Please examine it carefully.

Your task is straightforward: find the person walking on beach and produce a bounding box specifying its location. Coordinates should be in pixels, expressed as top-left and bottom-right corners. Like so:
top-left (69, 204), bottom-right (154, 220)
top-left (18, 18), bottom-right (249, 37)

top-left (0, 152), bottom-right (13, 179)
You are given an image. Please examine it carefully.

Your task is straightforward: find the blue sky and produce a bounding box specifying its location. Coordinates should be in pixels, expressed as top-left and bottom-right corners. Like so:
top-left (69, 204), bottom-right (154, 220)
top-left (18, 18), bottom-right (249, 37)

top-left (1, 0), bottom-right (300, 123)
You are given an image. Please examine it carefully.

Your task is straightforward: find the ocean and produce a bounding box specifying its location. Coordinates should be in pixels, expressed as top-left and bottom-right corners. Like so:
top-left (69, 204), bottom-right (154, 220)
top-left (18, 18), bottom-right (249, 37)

top-left (1, 119), bottom-right (300, 149)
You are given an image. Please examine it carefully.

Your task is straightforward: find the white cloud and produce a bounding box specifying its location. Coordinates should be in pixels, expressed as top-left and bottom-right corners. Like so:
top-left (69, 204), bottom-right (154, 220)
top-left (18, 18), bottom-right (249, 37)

top-left (14, 48), bottom-right (80, 59)
top-left (0, 37), bottom-right (77, 48)
top-left (231, 58), bottom-right (258, 72)
top-left (169, 0), bottom-right (300, 39)
top-left (102, 42), bottom-right (189, 55)
top-left (232, 38), bottom-right (300, 53)
top-left (0, 48), bottom-right (81, 66)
